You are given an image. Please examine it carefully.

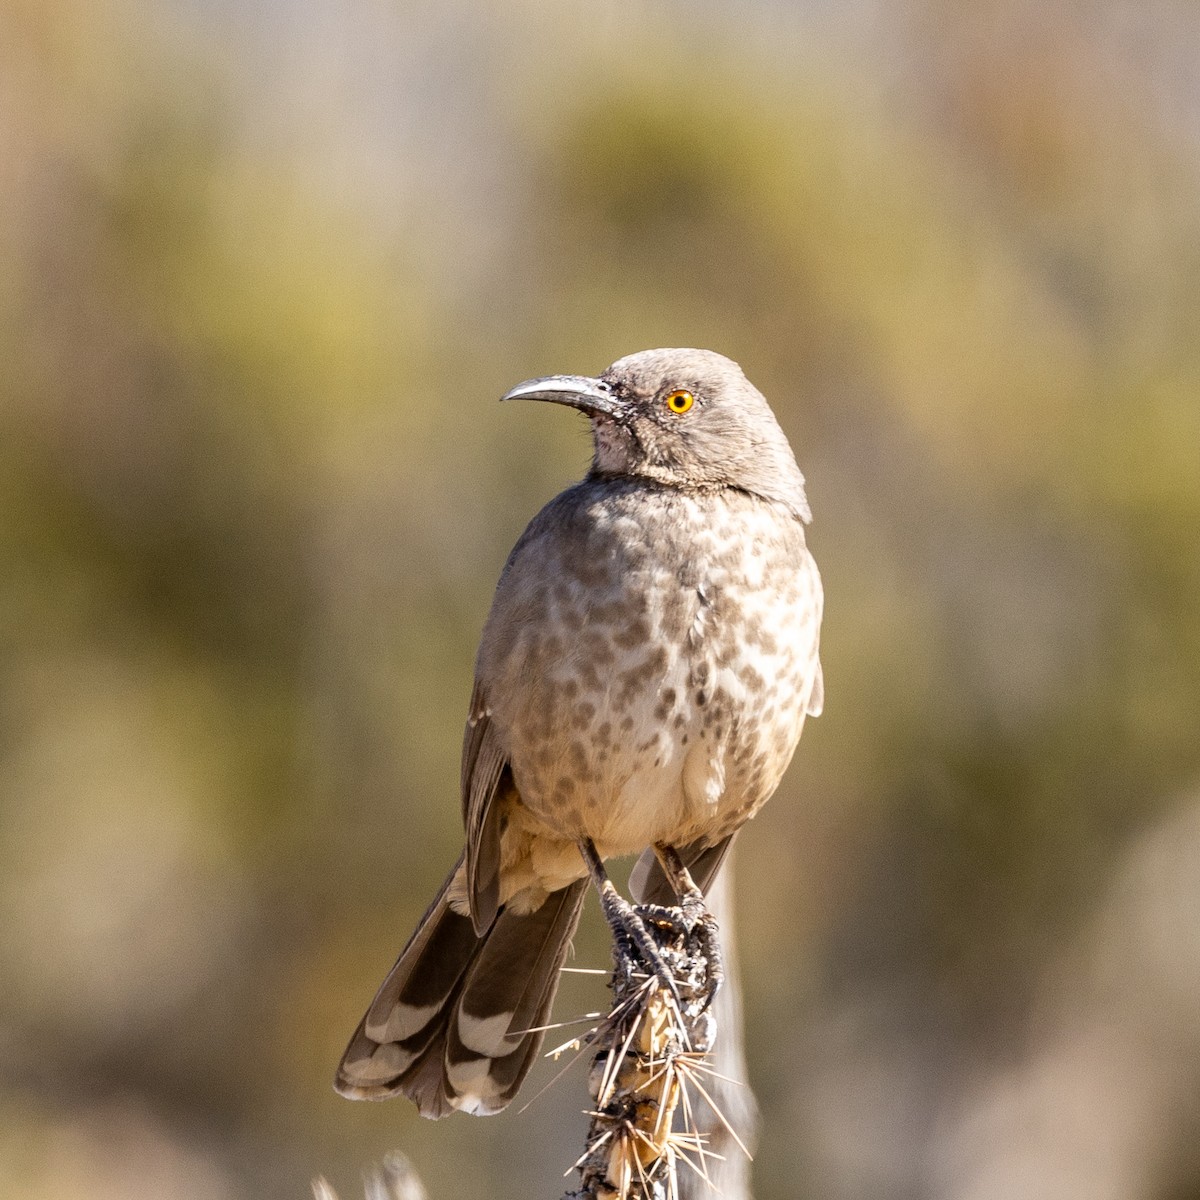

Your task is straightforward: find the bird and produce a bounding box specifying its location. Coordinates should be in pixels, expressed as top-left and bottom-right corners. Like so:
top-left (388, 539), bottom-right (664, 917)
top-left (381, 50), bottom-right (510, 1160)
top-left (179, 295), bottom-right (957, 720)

top-left (335, 348), bottom-right (823, 1118)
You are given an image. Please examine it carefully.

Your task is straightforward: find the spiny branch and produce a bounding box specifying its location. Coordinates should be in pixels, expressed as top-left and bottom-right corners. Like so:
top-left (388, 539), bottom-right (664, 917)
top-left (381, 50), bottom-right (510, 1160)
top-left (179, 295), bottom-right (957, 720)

top-left (557, 902), bottom-right (747, 1200)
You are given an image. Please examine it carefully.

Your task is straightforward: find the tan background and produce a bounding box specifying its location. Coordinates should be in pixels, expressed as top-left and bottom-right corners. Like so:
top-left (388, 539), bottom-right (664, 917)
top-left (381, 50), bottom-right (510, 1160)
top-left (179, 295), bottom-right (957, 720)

top-left (2, 1), bottom-right (1200, 1197)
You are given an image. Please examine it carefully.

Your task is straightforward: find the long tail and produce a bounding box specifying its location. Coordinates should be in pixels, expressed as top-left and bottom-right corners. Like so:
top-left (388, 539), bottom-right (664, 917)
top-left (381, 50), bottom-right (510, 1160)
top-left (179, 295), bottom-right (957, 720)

top-left (335, 860), bottom-right (586, 1118)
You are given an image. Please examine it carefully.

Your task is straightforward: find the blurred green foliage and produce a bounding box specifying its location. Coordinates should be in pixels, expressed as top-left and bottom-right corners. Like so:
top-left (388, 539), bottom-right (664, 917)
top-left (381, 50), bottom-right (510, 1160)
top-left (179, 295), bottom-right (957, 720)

top-left (2, 1), bottom-right (1199, 1198)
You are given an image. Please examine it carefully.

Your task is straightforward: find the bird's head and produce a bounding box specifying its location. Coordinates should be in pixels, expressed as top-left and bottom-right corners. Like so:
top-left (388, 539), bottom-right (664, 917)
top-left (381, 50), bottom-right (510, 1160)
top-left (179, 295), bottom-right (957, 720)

top-left (500, 348), bottom-right (811, 522)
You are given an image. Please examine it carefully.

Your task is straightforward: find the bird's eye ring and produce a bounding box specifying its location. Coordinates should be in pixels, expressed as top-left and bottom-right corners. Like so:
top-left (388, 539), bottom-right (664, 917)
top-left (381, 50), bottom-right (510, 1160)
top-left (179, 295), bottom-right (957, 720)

top-left (665, 389), bottom-right (695, 414)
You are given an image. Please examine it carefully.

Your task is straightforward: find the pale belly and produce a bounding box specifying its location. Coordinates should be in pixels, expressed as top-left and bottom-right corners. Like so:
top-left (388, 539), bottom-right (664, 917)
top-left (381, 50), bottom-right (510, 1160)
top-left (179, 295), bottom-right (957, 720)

top-left (481, 487), bottom-right (823, 898)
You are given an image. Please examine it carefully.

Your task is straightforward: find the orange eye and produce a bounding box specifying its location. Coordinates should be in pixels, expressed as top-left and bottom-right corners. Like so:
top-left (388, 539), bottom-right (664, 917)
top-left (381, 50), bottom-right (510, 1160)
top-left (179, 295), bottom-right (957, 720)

top-left (665, 389), bottom-right (695, 414)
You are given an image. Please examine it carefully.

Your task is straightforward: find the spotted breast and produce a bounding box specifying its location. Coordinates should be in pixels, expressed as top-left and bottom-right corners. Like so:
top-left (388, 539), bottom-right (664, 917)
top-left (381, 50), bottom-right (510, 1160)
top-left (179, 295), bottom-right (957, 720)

top-left (472, 476), bottom-right (823, 911)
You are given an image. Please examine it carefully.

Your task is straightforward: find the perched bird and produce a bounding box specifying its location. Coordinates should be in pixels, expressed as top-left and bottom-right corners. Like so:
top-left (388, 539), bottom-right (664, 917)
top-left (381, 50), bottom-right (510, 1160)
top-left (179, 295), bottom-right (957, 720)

top-left (336, 348), bottom-right (823, 1118)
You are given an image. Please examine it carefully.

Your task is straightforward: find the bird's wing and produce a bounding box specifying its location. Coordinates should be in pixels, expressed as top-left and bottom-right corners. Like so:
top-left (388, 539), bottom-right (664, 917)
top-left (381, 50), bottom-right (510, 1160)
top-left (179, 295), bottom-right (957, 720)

top-left (628, 834), bottom-right (737, 906)
top-left (807, 657), bottom-right (824, 717)
top-left (461, 682), bottom-right (507, 935)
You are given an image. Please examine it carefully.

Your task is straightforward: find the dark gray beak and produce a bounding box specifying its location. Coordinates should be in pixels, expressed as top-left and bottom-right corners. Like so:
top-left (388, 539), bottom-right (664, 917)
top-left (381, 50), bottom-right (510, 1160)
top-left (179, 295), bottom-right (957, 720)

top-left (499, 374), bottom-right (624, 419)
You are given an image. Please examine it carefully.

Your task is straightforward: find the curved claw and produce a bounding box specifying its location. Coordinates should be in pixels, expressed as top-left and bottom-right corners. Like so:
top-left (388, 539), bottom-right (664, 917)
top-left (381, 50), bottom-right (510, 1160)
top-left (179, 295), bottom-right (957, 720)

top-left (608, 895), bottom-right (682, 1002)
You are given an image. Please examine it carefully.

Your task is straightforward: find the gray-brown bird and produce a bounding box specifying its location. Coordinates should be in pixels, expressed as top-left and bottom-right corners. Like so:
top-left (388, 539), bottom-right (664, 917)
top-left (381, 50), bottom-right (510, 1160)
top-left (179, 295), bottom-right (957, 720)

top-left (336, 348), bottom-right (823, 1118)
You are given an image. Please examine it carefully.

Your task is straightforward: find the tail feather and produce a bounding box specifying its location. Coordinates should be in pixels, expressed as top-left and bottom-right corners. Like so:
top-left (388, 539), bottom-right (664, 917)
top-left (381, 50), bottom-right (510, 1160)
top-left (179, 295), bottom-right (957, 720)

top-left (335, 864), bottom-right (586, 1119)
top-left (446, 881), bottom-right (586, 1114)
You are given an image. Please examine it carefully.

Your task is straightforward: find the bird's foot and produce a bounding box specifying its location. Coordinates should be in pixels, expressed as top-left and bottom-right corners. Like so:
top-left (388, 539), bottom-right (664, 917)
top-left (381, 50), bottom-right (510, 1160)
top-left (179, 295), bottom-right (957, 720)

top-left (689, 905), bottom-right (723, 1011)
top-left (578, 837), bottom-right (723, 1009)
top-left (599, 885), bottom-right (681, 1001)
top-left (648, 845), bottom-right (725, 1010)
top-left (578, 837), bottom-right (681, 1000)
top-left (636, 899), bottom-right (723, 1010)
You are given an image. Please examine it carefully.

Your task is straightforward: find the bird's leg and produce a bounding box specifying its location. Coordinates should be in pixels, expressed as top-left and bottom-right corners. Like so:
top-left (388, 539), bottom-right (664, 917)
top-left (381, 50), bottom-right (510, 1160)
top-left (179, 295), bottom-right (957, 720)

top-left (577, 838), bottom-right (678, 997)
top-left (650, 842), bottom-right (724, 1009)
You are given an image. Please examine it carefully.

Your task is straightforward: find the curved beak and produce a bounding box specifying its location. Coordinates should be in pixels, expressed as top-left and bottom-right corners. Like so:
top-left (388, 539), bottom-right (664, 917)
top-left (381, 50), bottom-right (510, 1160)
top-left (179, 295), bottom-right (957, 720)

top-left (499, 374), bottom-right (624, 419)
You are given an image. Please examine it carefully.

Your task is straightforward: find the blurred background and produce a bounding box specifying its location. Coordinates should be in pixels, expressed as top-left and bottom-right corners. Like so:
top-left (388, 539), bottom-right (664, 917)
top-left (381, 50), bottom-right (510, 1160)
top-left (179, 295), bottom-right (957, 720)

top-left (2, 0), bottom-right (1200, 1196)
